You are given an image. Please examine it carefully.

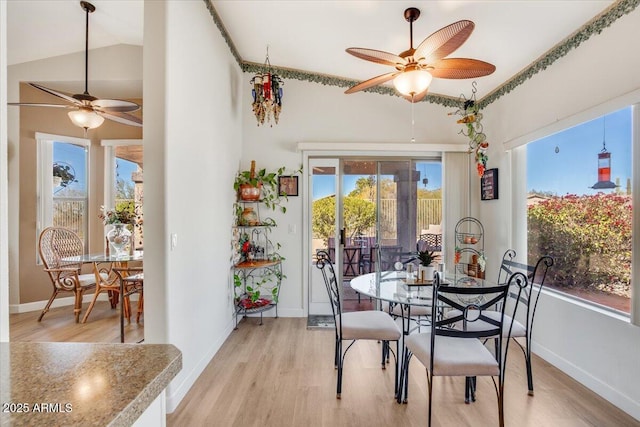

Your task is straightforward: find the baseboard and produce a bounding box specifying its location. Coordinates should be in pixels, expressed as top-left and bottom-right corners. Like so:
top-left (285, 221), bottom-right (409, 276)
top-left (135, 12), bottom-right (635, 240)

top-left (9, 292), bottom-right (139, 314)
top-left (164, 318), bottom-right (235, 413)
top-left (533, 341), bottom-right (640, 421)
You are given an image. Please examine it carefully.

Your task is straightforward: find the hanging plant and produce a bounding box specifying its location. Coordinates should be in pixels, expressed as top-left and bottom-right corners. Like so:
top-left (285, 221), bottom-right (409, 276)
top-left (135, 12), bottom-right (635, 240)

top-left (449, 82), bottom-right (489, 177)
top-left (52, 162), bottom-right (77, 188)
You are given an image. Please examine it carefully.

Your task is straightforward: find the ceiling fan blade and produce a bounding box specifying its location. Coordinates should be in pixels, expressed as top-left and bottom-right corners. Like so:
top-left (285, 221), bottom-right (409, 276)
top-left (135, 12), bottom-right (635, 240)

top-left (414, 20), bottom-right (475, 64)
top-left (92, 99), bottom-right (140, 113)
top-left (345, 72), bottom-right (399, 94)
top-left (97, 110), bottom-right (143, 127)
top-left (401, 88), bottom-right (429, 103)
top-left (346, 48), bottom-right (407, 68)
top-left (429, 58), bottom-right (496, 79)
top-left (28, 83), bottom-right (83, 106)
top-left (8, 102), bottom-right (73, 109)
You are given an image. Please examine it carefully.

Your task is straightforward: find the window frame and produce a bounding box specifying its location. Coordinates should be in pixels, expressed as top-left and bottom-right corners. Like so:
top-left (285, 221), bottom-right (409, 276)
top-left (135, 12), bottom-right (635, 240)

top-left (35, 132), bottom-right (90, 261)
top-left (508, 100), bottom-right (639, 325)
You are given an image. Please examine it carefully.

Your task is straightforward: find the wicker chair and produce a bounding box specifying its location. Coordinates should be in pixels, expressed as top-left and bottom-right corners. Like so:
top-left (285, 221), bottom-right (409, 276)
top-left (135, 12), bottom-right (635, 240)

top-left (38, 227), bottom-right (99, 322)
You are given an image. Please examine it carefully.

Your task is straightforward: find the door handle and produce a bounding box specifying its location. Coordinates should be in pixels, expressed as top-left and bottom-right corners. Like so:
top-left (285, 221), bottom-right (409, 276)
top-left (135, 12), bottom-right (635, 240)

top-left (339, 229), bottom-right (346, 246)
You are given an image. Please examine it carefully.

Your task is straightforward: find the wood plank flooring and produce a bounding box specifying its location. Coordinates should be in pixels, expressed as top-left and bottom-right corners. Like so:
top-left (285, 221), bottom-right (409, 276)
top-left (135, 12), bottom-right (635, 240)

top-left (9, 311), bottom-right (638, 426)
top-left (10, 300), bottom-right (144, 344)
top-left (167, 318), bottom-right (639, 427)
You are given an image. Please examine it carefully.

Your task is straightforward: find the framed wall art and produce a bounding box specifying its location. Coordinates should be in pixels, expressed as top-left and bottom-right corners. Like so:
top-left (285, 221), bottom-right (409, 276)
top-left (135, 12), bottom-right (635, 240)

top-left (481, 168), bottom-right (498, 201)
top-left (278, 175), bottom-right (299, 197)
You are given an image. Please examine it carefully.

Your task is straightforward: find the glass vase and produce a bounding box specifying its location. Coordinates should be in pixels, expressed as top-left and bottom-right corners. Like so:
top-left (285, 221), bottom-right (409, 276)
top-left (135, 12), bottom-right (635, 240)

top-left (107, 224), bottom-right (132, 257)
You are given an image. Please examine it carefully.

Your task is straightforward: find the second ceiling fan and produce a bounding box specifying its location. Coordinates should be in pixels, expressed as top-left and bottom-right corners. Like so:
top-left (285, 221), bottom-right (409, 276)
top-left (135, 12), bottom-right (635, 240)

top-left (345, 7), bottom-right (495, 103)
top-left (9, 1), bottom-right (142, 130)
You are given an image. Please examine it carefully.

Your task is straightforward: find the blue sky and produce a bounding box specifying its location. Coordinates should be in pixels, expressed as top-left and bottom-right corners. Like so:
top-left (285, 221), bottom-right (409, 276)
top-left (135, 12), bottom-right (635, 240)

top-left (527, 107), bottom-right (632, 195)
top-left (313, 161), bottom-right (442, 200)
top-left (54, 143), bottom-right (137, 194)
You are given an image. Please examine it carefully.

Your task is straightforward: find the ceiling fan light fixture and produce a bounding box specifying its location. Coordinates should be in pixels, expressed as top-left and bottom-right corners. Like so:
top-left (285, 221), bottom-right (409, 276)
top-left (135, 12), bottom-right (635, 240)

top-left (393, 69), bottom-right (432, 97)
top-left (68, 108), bottom-right (104, 130)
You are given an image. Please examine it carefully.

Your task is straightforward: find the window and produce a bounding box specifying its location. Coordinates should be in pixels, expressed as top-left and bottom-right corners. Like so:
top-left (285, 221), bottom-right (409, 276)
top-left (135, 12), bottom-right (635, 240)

top-left (37, 133), bottom-right (90, 251)
top-left (526, 107), bottom-right (632, 313)
top-left (102, 140), bottom-right (143, 251)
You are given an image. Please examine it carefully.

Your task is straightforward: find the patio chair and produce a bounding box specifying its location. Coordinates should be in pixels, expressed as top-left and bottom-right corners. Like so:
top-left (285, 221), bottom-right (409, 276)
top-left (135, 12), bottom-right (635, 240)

top-left (403, 271), bottom-right (528, 427)
top-left (37, 227), bottom-right (102, 322)
top-left (316, 250), bottom-right (401, 399)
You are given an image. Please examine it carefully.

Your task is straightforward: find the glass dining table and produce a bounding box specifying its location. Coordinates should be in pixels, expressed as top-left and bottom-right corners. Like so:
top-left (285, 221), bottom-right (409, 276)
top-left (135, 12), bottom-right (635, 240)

top-left (67, 252), bottom-right (143, 343)
top-left (350, 269), bottom-right (492, 403)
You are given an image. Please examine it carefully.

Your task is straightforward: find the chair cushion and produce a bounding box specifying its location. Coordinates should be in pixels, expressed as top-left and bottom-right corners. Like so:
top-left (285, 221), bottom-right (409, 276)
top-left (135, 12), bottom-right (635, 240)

top-left (381, 301), bottom-right (430, 317)
top-left (405, 333), bottom-right (499, 377)
top-left (444, 309), bottom-right (526, 338)
top-left (337, 310), bottom-right (401, 341)
top-left (78, 272), bottom-right (108, 288)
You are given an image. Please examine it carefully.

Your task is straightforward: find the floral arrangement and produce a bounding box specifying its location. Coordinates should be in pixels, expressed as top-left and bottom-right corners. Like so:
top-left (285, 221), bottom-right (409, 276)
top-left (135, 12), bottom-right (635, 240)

top-left (449, 82), bottom-right (489, 177)
top-left (99, 205), bottom-right (137, 225)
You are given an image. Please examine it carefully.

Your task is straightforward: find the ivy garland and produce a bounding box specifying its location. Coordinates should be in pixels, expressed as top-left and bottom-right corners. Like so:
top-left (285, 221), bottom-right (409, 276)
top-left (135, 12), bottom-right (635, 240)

top-left (203, 0), bottom-right (640, 109)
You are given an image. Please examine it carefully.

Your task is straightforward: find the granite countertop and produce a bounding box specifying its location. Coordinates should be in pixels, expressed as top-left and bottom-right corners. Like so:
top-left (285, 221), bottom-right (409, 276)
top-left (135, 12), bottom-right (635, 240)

top-left (0, 342), bottom-right (182, 427)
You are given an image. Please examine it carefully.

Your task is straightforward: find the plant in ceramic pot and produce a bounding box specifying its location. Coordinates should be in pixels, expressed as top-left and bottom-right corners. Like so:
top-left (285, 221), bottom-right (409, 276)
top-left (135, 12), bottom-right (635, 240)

top-left (233, 161), bottom-right (302, 223)
top-left (417, 249), bottom-right (439, 282)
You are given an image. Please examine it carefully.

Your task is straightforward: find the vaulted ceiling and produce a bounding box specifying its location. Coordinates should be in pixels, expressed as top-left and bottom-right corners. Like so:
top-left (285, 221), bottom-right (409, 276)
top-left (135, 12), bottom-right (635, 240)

top-left (8, 0), bottom-right (634, 106)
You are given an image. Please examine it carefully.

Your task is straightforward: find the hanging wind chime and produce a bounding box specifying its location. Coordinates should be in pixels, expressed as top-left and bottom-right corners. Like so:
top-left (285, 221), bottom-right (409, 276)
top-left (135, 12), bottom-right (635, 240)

top-left (590, 116), bottom-right (618, 190)
top-left (250, 47), bottom-right (284, 126)
top-left (449, 82), bottom-right (489, 177)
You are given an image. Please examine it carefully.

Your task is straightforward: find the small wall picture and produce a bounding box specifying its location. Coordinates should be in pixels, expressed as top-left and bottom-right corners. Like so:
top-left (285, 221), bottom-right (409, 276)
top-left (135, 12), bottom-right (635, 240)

top-left (278, 175), bottom-right (298, 196)
top-left (481, 168), bottom-right (498, 200)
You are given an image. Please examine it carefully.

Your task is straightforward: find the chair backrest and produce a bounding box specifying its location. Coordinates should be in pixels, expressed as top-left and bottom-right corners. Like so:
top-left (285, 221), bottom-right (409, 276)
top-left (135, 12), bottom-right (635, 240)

top-left (430, 271), bottom-right (528, 372)
top-left (38, 227), bottom-right (83, 271)
top-left (375, 245), bottom-right (417, 272)
top-left (417, 233), bottom-right (442, 252)
top-left (497, 249), bottom-right (554, 335)
top-left (316, 250), bottom-right (342, 319)
top-left (38, 227), bottom-right (84, 290)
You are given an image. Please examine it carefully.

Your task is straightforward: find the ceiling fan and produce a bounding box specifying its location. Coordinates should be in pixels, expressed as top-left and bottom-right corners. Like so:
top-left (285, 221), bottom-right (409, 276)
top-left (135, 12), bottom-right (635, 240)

top-left (8, 1), bottom-right (142, 130)
top-left (345, 7), bottom-right (496, 103)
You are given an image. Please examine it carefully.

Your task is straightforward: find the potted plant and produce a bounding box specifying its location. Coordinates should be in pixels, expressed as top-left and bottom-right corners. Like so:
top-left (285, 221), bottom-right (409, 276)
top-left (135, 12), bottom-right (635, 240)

top-left (417, 249), bottom-right (439, 282)
top-left (52, 162), bottom-right (77, 188)
top-left (233, 161), bottom-right (302, 219)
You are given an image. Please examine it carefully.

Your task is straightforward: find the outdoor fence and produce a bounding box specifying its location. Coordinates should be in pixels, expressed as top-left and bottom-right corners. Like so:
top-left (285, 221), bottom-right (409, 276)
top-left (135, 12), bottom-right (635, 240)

top-left (53, 197), bottom-right (86, 239)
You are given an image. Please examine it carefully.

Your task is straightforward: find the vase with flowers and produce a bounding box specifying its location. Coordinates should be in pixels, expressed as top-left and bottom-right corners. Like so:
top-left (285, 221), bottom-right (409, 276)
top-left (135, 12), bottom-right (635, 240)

top-left (99, 205), bottom-right (136, 257)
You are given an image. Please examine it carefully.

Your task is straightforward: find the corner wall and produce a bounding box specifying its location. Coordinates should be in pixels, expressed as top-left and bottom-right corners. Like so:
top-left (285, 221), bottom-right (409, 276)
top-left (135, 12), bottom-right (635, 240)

top-left (143, 0), bottom-right (243, 411)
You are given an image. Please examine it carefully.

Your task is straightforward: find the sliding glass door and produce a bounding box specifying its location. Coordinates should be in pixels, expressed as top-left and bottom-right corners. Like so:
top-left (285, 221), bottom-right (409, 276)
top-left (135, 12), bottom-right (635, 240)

top-left (308, 157), bottom-right (442, 316)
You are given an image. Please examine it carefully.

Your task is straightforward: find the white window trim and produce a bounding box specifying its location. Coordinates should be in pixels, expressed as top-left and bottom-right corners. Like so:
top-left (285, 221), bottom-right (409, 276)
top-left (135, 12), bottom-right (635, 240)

top-left (506, 99), bottom-right (639, 326)
top-left (100, 139), bottom-right (142, 210)
top-left (35, 132), bottom-right (90, 261)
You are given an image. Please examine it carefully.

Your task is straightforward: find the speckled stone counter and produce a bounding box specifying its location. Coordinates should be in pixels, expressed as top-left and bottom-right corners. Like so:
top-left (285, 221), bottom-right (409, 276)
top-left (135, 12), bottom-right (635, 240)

top-left (0, 342), bottom-right (182, 427)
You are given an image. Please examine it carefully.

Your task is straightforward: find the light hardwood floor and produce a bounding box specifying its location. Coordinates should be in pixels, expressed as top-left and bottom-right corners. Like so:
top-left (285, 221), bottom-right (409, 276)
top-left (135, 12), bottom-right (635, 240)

top-left (167, 318), bottom-right (639, 427)
top-left (10, 300), bottom-right (144, 343)
top-left (9, 312), bottom-right (638, 426)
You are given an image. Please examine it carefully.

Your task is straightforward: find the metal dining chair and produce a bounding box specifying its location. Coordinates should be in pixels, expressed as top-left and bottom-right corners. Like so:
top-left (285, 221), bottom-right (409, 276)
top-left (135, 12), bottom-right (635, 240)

top-left (403, 271), bottom-right (528, 427)
top-left (315, 250), bottom-right (401, 399)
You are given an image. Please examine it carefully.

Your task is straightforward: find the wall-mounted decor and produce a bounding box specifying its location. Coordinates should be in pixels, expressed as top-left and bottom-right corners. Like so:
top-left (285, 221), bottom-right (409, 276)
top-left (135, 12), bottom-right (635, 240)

top-left (481, 168), bottom-right (498, 201)
top-left (278, 176), bottom-right (298, 197)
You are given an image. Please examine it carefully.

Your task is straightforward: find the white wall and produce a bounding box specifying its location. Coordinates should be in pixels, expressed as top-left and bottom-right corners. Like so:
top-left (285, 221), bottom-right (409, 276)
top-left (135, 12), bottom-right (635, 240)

top-left (480, 8), bottom-right (640, 419)
top-left (240, 78), bottom-right (465, 317)
top-left (143, 0), bottom-right (243, 411)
